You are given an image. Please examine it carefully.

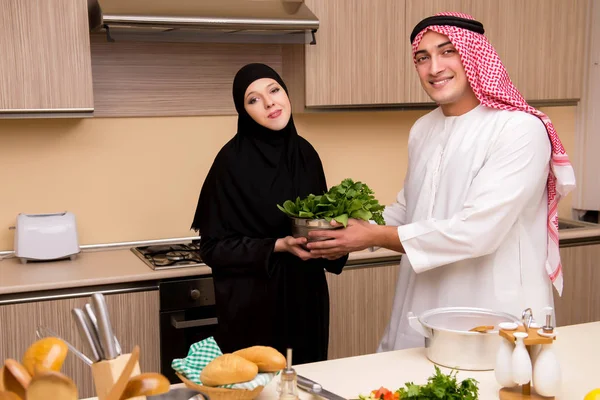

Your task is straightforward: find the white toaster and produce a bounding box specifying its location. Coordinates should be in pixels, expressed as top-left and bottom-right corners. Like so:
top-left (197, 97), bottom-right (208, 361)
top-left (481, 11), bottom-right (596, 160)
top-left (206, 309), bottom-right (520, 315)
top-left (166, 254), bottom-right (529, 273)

top-left (14, 212), bottom-right (80, 263)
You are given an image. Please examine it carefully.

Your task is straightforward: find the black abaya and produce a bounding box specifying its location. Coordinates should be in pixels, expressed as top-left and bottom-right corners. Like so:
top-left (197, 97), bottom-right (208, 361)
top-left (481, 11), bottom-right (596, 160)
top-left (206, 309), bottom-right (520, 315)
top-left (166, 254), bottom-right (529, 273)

top-left (191, 64), bottom-right (347, 364)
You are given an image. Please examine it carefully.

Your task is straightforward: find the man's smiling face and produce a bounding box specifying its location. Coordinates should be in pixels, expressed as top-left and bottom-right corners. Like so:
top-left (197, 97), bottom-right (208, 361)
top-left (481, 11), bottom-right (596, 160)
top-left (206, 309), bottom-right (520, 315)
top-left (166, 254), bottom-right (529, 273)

top-left (414, 31), bottom-right (478, 116)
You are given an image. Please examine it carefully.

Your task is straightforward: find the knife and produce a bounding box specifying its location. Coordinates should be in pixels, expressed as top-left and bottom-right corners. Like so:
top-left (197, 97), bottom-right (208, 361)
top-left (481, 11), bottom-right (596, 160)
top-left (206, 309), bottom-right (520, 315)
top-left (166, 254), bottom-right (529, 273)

top-left (297, 375), bottom-right (347, 400)
top-left (81, 304), bottom-right (106, 360)
top-left (91, 293), bottom-right (119, 360)
top-left (84, 302), bottom-right (121, 357)
top-left (71, 308), bottom-right (102, 362)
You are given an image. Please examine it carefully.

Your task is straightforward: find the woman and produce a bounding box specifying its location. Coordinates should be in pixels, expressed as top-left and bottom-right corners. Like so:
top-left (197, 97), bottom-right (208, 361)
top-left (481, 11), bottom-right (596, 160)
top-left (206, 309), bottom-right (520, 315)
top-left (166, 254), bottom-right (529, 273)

top-left (191, 63), bottom-right (347, 364)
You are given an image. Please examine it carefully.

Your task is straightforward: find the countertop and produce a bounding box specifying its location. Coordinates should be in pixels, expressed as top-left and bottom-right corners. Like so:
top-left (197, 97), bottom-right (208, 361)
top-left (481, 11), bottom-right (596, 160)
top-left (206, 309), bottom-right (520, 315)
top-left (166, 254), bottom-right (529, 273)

top-left (0, 246), bottom-right (401, 297)
top-left (2, 219), bottom-right (599, 298)
top-left (255, 321), bottom-right (600, 399)
top-left (81, 321), bottom-right (600, 400)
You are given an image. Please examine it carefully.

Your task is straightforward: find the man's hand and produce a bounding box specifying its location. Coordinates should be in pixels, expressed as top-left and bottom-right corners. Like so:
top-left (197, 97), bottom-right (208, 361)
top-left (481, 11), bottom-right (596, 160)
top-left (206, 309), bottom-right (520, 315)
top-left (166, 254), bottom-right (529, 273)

top-left (306, 219), bottom-right (375, 257)
top-left (274, 236), bottom-right (315, 261)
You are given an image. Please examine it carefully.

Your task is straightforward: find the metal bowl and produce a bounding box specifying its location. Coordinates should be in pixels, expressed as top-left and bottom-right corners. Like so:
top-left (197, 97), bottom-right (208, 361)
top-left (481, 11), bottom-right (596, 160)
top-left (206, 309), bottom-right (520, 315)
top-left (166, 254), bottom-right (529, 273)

top-left (290, 217), bottom-right (342, 242)
top-left (148, 388), bottom-right (210, 400)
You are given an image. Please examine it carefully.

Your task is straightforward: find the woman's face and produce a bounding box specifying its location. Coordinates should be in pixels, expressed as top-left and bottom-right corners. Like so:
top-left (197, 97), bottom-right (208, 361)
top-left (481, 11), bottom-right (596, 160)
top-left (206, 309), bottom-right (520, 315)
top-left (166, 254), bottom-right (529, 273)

top-left (243, 78), bottom-right (292, 131)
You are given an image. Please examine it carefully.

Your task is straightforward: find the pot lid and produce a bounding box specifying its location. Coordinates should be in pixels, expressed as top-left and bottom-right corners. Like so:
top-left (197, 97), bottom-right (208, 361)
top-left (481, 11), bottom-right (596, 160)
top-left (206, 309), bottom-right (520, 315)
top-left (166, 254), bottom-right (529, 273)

top-left (419, 307), bottom-right (521, 333)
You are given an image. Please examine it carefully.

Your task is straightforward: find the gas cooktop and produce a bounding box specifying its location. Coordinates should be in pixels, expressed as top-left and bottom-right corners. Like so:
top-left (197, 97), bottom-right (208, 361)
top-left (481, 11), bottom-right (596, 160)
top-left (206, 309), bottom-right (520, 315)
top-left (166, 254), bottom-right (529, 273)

top-left (131, 242), bottom-right (204, 270)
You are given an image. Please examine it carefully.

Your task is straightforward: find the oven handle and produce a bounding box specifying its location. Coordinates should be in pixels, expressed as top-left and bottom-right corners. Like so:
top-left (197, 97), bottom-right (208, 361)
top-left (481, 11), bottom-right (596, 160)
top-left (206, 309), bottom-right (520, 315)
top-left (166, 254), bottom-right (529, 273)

top-left (171, 315), bottom-right (218, 329)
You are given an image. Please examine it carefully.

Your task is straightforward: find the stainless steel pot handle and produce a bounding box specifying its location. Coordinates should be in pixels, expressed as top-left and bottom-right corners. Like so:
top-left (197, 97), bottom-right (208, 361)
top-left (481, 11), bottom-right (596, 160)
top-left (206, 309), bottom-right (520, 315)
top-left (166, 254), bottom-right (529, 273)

top-left (171, 316), bottom-right (218, 329)
top-left (407, 312), bottom-right (432, 338)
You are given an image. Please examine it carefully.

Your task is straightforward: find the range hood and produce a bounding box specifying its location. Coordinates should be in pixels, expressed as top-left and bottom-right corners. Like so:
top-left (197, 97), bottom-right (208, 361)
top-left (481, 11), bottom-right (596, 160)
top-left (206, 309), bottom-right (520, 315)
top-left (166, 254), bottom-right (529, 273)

top-left (88, 0), bottom-right (319, 44)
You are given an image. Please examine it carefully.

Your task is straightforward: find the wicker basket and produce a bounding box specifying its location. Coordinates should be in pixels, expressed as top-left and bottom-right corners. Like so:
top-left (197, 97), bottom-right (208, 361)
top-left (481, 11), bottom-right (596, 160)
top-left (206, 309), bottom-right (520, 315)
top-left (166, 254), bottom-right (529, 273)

top-left (176, 373), bottom-right (265, 400)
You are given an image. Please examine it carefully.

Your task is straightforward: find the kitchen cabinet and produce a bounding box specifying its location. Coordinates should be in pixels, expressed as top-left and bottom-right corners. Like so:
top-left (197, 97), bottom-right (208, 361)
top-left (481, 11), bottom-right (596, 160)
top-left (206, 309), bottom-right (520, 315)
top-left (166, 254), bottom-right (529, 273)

top-left (0, 0), bottom-right (94, 116)
top-left (554, 243), bottom-right (600, 327)
top-left (0, 290), bottom-right (159, 399)
top-left (404, 0), bottom-right (587, 103)
top-left (326, 262), bottom-right (400, 359)
top-left (303, 0), bottom-right (406, 107)
top-left (303, 0), bottom-right (586, 107)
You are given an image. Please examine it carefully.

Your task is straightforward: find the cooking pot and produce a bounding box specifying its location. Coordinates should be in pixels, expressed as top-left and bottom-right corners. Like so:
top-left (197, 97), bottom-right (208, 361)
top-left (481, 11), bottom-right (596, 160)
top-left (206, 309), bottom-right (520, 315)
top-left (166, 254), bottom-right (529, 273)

top-left (408, 307), bottom-right (521, 371)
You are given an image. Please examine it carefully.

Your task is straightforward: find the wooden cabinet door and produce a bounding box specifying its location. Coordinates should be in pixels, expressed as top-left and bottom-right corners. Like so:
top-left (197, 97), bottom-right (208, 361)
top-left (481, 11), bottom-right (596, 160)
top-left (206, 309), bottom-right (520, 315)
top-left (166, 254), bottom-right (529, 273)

top-left (404, 0), bottom-right (586, 103)
top-left (0, 0), bottom-right (94, 114)
top-left (0, 290), bottom-right (159, 399)
top-left (326, 263), bottom-right (400, 359)
top-left (304, 0), bottom-right (406, 107)
top-left (555, 244), bottom-right (600, 327)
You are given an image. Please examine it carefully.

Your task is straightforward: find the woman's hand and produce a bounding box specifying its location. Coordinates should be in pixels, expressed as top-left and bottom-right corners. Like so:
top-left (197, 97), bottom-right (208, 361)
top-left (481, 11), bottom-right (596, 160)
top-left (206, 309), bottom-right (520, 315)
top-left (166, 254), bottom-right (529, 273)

top-left (274, 236), bottom-right (314, 261)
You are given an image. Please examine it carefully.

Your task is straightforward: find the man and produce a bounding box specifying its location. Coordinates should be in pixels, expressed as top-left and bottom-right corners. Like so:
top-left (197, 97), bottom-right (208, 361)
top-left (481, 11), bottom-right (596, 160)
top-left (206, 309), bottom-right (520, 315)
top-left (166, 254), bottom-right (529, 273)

top-left (307, 12), bottom-right (576, 351)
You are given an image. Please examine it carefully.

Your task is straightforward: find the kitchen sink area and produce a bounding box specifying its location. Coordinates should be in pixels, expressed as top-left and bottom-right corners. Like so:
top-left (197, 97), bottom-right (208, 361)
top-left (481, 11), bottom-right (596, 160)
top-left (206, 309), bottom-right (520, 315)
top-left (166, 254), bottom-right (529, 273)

top-left (558, 218), bottom-right (598, 230)
top-left (557, 217), bottom-right (600, 247)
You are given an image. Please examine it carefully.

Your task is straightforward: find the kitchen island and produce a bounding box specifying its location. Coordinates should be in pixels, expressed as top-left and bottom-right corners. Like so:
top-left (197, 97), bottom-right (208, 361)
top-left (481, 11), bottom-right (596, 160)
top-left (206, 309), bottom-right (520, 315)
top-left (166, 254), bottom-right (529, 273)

top-left (256, 321), bottom-right (600, 399)
top-left (80, 321), bottom-right (599, 399)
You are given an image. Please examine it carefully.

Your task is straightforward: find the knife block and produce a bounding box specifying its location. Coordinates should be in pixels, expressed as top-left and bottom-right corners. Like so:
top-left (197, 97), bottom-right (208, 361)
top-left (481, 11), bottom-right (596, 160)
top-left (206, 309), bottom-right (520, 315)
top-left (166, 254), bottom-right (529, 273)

top-left (91, 353), bottom-right (145, 400)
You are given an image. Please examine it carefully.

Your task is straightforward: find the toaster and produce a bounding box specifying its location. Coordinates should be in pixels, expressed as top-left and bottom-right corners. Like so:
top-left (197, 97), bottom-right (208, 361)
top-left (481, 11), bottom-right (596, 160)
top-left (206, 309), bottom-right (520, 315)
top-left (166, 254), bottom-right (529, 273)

top-left (14, 212), bottom-right (80, 263)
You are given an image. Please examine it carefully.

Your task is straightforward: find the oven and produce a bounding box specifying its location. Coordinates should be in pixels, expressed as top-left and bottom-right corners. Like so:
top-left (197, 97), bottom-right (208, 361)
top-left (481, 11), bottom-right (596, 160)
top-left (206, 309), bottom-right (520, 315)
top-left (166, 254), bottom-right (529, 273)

top-left (159, 276), bottom-right (219, 383)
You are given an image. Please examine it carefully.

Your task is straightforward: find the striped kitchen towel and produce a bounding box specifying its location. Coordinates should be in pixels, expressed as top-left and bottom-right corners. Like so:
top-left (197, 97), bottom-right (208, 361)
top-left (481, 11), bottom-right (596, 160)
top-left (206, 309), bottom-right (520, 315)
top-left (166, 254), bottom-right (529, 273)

top-left (171, 336), bottom-right (276, 390)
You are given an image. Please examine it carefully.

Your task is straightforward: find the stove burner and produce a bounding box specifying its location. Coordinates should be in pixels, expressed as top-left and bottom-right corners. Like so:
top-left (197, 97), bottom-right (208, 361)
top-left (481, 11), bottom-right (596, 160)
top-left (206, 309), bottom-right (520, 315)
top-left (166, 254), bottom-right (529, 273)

top-left (166, 251), bottom-right (190, 261)
top-left (131, 243), bottom-right (204, 270)
top-left (151, 254), bottom-right (171, 266)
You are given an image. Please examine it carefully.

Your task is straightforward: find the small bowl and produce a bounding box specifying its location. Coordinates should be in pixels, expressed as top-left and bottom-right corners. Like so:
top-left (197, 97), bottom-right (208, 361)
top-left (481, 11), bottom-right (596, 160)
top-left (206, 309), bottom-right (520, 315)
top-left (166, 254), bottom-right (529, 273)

top-left (290, 217), bottom-right (342, 242)
top-left (499, 322), bottom-right (518, 331)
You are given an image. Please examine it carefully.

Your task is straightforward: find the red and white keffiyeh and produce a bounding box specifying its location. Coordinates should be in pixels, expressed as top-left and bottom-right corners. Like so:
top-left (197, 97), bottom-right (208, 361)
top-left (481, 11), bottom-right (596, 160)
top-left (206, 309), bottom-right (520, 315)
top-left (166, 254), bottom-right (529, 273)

top-left (411, 12), bottom-right (576, 296)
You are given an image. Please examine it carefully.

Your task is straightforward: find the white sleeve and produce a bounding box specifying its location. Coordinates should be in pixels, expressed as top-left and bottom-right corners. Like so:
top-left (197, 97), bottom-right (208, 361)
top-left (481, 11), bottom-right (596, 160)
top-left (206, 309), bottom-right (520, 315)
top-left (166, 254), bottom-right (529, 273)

top-left (397, 117), bottom-right (551, 274)
top-left (383, 189), bottom-right (407, 226)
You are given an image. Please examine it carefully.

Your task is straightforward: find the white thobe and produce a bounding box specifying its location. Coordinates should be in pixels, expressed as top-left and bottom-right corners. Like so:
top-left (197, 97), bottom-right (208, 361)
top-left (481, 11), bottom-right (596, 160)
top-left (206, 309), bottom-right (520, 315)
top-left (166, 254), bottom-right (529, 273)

top-left (378, 104), bottom-right (553, 352)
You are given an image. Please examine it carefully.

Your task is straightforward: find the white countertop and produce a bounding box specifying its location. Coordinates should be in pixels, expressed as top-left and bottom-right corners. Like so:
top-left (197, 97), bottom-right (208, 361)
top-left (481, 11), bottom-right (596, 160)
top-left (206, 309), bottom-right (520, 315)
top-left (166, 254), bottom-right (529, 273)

top-left (254, 321), bottom-right (600, 399)
top-left (81, 322), bottom-right (600, 400)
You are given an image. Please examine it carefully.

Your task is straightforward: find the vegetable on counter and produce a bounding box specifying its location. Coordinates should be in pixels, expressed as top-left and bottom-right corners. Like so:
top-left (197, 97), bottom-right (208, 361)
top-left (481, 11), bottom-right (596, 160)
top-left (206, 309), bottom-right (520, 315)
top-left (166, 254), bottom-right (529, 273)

top-left (358, 366), bottom-right (479, 400)
top-left (277, 178), bottom-right (385, 227)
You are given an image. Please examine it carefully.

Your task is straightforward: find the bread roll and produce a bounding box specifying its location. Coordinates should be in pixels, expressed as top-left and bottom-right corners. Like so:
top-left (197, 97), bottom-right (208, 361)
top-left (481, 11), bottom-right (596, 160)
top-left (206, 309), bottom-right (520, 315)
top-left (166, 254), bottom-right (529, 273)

top-left (200, 354), bottom-right (258, 387)
top-left (233, 346), bottom-right (286, 372)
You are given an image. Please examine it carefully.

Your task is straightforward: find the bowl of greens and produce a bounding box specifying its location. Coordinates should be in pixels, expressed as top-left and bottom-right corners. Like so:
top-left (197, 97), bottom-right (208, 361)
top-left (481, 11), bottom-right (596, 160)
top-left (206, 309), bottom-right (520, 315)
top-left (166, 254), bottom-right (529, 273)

top-left (277, 178), bottom-right (385, 242)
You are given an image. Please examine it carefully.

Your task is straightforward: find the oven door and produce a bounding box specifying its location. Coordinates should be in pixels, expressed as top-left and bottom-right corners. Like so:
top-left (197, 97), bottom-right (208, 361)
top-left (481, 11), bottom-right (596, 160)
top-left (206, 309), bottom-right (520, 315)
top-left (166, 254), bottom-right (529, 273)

top-left (159, 277), bottom-right (219, 383)
top-left (160, 307), bottom-right (219, 382)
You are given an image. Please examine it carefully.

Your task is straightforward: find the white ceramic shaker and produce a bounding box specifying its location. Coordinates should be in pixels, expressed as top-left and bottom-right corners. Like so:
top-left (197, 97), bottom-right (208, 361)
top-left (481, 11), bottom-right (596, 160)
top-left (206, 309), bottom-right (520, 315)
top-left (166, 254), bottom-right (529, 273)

top-left (533, 307), bottom-right (561, 396)
top-left (495, 335), bottom-right (517, 387)
top-left (511, 332), bottom-right (532, 385)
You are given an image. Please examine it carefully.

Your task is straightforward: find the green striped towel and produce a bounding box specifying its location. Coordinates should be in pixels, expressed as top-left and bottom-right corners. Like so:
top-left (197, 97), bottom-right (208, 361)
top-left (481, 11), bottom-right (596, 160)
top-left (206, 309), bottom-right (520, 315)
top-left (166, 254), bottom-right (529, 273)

top-left (171, 336), bottom-right (277, 390)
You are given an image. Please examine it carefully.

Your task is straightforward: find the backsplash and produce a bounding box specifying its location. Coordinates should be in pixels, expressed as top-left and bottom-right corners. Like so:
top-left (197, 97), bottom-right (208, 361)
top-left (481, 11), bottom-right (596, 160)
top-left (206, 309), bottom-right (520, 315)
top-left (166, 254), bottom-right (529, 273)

top-left (0, 107), bottom-right (576, 250)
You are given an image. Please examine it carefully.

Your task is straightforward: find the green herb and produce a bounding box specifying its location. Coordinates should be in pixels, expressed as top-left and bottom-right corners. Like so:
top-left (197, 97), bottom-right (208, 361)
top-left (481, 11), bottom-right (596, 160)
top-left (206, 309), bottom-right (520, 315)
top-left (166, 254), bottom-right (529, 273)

top-left (396, 366), bottom-right (479, 399)
top-left (276, 178), bottom-right (385, 227)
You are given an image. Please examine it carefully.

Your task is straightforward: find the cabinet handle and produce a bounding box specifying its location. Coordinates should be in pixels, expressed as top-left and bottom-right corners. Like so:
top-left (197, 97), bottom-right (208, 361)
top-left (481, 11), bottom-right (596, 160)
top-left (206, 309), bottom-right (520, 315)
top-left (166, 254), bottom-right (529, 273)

top-left (170, 316), bottom-right (218, 329)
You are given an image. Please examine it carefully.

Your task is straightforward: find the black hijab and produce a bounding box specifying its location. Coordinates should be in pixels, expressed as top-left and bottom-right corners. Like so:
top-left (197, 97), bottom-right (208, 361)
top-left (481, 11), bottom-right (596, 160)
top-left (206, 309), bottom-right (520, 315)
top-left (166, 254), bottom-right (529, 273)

top-left (191, 63), bottom-right (327, 240)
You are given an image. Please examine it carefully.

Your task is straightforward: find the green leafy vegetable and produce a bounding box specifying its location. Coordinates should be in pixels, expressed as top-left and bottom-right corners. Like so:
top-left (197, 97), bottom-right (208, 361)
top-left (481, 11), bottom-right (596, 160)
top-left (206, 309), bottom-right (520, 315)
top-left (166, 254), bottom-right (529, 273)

top-left (276, 178), bottom-right (385, 227)
top-left (396, 366), bottom-right (479, 399)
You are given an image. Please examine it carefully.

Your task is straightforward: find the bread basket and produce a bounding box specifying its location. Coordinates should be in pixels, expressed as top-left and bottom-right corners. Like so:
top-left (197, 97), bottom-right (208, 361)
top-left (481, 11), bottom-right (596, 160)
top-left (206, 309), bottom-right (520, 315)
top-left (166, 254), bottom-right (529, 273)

top-left (176, 372), bottom-right (264, 400)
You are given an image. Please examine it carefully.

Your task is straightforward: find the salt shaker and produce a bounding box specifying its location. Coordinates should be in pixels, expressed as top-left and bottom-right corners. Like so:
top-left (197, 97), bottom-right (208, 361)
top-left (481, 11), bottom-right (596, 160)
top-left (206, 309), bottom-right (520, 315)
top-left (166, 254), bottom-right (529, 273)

top-left (533, 343), bottom-right (562, 396)
top-left (278, 348), bottom-right (299, 400)
top-left (495, 336), bottom-right (517, 388)
top-left (511, 332), bottom-right (532, 385)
